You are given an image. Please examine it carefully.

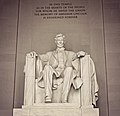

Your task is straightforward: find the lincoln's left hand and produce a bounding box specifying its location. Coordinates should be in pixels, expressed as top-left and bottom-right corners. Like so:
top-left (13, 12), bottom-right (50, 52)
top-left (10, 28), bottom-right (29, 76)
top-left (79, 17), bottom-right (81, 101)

top-left (76, 51), bottom-right (86, 58)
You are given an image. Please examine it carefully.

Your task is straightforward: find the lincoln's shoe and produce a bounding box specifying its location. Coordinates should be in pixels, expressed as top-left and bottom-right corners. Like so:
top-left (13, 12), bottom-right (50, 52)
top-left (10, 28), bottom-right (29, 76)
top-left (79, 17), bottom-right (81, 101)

top-left (45, 97), bottom-right (52, 103)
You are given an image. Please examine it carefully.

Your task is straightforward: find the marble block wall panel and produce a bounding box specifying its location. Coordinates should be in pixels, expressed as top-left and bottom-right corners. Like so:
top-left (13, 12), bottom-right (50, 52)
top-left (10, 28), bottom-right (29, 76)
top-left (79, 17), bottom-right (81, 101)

top-left (13, 109), bottom-right (22, 116)
top-left (0, 110), bottom-right (14, 116)
top-left (103, 0), bottom-right (120, 116)
top-left (0, 0), bottom-right (19, 116)
top-left (13, 105), bottom-right (99, 116)
top-left (82, 108), bottom-right (99, 116)
top-left (14, 0), bottom-right (108, 116)
top-left (1, 0), bottom-right (120, 116)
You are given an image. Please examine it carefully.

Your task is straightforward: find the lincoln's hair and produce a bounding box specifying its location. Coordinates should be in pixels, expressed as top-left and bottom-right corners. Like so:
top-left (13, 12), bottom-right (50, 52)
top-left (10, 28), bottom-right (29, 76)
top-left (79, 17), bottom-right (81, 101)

top-left (54, 34), bottom-right (65, 41)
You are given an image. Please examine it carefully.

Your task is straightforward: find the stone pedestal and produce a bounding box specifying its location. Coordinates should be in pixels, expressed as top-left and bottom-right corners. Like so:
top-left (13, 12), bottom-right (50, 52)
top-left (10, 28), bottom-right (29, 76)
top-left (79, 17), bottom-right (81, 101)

top-left (13, 104), bottom-right (99, 116)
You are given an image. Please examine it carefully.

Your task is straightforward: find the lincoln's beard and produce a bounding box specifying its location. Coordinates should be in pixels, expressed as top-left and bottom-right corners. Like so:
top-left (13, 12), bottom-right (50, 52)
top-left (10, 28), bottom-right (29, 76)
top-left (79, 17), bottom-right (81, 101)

top-left (57, 44), bottom-right (64, 48)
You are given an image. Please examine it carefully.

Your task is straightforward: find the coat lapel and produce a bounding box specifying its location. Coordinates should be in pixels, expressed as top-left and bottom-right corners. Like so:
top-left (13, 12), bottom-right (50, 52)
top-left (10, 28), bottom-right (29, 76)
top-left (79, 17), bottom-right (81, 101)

top-left (52, 50), bottom-right (68, 66)
top-left (64, 51), bottom-right (68, 65)
top-left (52, 50), bottom-right (58, 61)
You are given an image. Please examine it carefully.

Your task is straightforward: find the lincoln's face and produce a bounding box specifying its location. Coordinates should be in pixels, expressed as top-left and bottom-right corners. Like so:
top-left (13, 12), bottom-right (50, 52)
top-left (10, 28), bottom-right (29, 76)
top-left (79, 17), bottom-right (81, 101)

top-left (55, 36), bottom-right (64, 48)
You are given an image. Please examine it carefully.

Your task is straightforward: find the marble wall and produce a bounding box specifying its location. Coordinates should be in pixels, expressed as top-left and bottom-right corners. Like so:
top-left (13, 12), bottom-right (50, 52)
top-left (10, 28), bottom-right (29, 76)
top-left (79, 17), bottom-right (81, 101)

top-left (0, 0), bottom-right (18, 116)
top-left (0, 0), bottom-right (120, 116)
top-left (103, 0), bottom-right (120, 116)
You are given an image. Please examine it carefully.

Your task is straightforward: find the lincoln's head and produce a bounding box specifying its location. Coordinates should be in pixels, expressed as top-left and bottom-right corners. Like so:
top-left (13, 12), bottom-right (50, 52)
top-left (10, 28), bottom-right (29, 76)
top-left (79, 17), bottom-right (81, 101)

top-left (54, 34), bottom-right (65, 48)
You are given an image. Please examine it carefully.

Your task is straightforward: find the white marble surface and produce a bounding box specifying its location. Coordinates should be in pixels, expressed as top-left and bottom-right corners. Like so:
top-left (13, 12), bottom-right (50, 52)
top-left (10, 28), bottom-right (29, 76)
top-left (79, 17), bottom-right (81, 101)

top-left (13, 109), bottom-right (22, 116)
top-left (19, 34), bottom-right (99, 116)
top-left (13, 104), bottom-right (99, 116)
top-left (23, 34), bottom-right (99, 106)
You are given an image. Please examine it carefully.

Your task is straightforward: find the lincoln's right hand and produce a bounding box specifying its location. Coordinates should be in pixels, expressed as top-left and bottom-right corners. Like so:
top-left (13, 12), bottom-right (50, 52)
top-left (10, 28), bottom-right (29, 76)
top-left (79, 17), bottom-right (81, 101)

top-left (28, 51), bottom-right (38, 58)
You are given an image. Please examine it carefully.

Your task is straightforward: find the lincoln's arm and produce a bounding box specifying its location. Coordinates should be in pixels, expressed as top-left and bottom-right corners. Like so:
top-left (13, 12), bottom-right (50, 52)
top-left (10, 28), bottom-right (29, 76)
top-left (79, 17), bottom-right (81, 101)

top-left (28, 51), bottom-right (49, 61)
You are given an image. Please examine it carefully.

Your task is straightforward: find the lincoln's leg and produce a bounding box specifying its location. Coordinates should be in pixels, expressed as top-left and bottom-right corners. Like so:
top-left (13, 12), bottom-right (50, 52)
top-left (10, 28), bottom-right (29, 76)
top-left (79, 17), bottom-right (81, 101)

top-left (43, 65), bottom-right (54, 103)
top-left (62, 67), bottom-right (73, 103)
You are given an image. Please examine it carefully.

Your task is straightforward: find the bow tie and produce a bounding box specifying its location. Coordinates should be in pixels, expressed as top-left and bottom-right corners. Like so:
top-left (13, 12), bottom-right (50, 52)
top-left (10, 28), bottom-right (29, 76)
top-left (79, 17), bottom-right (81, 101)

top-left (56, 47), bottom-right (65, 52)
